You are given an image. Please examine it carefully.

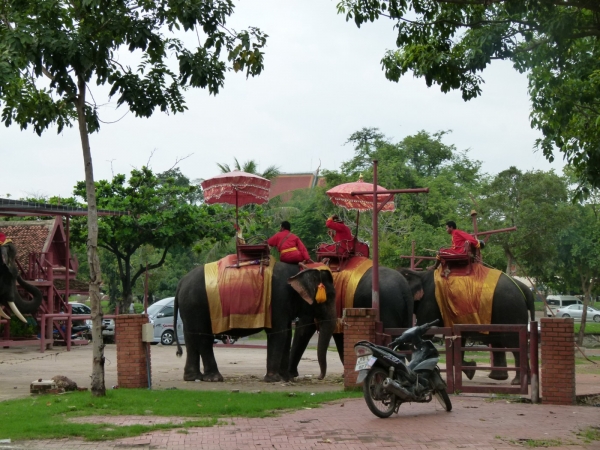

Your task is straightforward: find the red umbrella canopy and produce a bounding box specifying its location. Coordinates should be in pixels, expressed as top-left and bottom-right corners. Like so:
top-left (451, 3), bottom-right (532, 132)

top-left (326, 177), bottom-right (395, 212)
top-left (201, 171), bottom-right (271, 207)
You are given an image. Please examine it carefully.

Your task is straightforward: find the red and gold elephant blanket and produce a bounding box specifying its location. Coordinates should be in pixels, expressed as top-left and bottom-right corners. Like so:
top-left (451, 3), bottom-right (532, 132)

top-left (204, 255), bottom-right (276, 334)
top-left (433, 263), bottom-right (501, 328)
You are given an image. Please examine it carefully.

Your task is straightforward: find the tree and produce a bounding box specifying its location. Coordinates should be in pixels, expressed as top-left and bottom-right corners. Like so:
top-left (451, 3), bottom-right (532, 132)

top-left (217, 158), bottom-right (280, 180)
top-left (71, 166), bottom-right (231, 312)
top-left (336, 1), bottom-right (600, 194)
top-left (479, 168), bottom-right (573, 284)
top-left (0, 0), bottom-right (266, 396)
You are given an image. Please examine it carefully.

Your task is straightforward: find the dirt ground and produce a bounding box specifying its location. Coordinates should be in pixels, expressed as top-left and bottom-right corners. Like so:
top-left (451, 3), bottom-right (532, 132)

top-left (0, 339), bottom-right (345, 401)
top-left (2, 336), bottom-right (599, 402)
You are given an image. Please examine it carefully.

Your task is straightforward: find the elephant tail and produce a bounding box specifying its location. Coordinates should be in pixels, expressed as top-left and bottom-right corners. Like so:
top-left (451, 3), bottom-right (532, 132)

top-left (174, 290), bottom-right (183, 358)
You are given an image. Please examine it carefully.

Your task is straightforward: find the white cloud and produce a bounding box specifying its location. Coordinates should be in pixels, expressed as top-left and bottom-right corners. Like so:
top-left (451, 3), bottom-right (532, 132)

top-left (1, 0), bottom-right (564, 200)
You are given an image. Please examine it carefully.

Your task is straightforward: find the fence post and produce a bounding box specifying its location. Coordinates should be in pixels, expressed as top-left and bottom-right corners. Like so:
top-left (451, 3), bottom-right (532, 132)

top-left (116, 314), bottom-right (151, 388)
top-left (540, 317), bottom-right (575, 405)
top-left (343, 308), bottom-right (377, 389)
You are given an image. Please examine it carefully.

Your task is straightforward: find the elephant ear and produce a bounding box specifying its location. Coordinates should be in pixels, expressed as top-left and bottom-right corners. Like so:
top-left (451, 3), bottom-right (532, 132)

top-left (397, 268), bottom-right (425, 301)
top-left (288, 269), bottom-right (320, 305)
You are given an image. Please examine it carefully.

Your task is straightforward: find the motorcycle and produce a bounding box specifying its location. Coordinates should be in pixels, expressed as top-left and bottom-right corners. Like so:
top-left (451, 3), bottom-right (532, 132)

top-left (53, 324), bottom-right (92, 341)
top-left (354, 319), bottom-right (452, 418)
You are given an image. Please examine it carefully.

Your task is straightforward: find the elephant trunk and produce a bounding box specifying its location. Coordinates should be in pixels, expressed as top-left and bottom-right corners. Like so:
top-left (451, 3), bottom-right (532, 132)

top-left (12, 275), bottom-right (43, 315)
top-left (316, 316), bottom-right (336, 380)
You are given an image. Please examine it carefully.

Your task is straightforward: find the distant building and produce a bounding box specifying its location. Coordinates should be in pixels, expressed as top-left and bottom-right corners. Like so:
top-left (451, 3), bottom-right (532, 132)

top-left (269, 170), bottom-right (325, 201)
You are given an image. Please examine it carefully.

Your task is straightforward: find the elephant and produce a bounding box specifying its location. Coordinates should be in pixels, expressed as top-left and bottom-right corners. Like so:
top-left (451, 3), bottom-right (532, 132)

top-left (289, 266), bottom-right (414, 377)
top-left (173, 262), bottom-right (337, 383)
top-left (0, 242), bottom-right (43, 322)
top-left (398, 267), bottom-right (536, 385)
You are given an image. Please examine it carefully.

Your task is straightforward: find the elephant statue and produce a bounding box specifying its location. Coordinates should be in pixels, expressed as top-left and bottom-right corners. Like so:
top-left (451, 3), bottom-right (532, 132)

top-left (398, 267), bottom-right (536, 385)
top-left (174, 261), bottom-right (337, 382)
top-left (0, 242), bottom-right (43, 322)
top-left (289, 265), bottom-right (414, 377)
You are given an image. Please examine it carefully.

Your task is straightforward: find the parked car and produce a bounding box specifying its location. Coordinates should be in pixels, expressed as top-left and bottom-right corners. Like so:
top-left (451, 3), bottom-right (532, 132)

top-left (69, 302), bottom-right (92, 327)
top-left (102, 318), bottom-right (115, 343)
top-left (545, 295), bottom-right (583, 317)
top-left (147, 297), bottom-right (184, 345)
top-left (555, 304), bottom-right (600, 322)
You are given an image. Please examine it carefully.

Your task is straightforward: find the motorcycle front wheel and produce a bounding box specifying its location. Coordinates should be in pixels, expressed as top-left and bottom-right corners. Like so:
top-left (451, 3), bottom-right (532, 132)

top-left (434, 389), bottom-right (452, 412)
top-left (363, 367), bottom-right (397, 418)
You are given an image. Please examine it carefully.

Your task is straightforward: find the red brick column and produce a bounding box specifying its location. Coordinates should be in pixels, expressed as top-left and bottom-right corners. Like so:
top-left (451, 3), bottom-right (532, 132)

top-left (116, 314), bottom-right (151, 389)
top-left (540, 317), bottom-right (575, 405)
top-left (343, 308), bottom-right (377, 389)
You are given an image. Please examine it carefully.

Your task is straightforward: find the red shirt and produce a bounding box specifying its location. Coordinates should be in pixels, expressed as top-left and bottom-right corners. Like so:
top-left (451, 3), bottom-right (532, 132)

top-left (267, 230), bottom-right (310, 264)
top-left (444, 229), bottom-right (479, 254)
top-left (325, 218), bottom-right (353, 252)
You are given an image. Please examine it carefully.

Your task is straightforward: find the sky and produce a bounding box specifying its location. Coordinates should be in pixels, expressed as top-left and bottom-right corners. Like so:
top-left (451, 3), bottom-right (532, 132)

top-left (2, 0), bottom-right (566, 201)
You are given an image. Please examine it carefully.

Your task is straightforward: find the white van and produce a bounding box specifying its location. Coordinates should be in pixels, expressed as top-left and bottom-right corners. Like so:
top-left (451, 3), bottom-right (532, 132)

top-left (545, 295), bottom-right (583, 317)
top-left (147, 297), bottom-right (184, 345)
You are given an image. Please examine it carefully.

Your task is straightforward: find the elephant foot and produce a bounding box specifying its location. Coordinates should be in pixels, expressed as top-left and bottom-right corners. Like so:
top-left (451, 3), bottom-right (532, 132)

top-left (264, 373), bottom-right (282, 383)
top-left (289, 368), bottom-right (299, 378)
top-left (462, 360), bottom-right (477, 380)
top-left (318, 372), bottom-right (326, 380)
top-left (203, 372), bottom-right (224, 382)
top-left (488, 370), bottom-right (509, 381)
top-left (183, 372), bottom-right (202, 382)
top-left (511, 376), bottom-right (521, 386)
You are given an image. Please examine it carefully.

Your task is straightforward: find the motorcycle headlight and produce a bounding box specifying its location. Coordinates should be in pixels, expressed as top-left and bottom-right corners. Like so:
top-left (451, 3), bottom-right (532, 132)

top-left (354, 345), bottom-right (373, 357)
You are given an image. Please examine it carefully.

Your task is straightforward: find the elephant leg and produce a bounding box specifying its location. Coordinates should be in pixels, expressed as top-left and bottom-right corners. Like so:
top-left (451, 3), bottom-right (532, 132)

top-left (182, 331), bottom-right (203, 381)
top-left (278, 328), bottom-right (293, 381)
top-left (333, 333), bottom-right (344, 364)
top-left (489, 349), bottom-right (509, 381)
top-left (461, 337), bottom-right (476, 380)
top-left (199, 335), bottom-right (223, 382)
top-left (289, 321), bottom-right (316, 378)
top-left (265, 329), bottom-right (286, 382)
top-left (508, 349), bottom-right (530, 386)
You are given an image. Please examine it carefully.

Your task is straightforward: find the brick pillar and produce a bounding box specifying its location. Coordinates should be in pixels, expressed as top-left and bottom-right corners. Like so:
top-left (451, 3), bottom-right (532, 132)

top-left (540, 317), bottom-right (575, 405)
top-left (116, 314), bottom-right (151, 389)
top-left (343, 308), bottom-right (377, 389)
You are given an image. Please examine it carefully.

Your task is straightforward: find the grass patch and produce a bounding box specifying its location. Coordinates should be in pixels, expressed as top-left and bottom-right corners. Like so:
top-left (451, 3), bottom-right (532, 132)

top-left (0, 389), bottom-right (360, 441)
top-left (574, 323), bottom-right (600, 334)
top-left (577, 426), bottom-right (600, 443)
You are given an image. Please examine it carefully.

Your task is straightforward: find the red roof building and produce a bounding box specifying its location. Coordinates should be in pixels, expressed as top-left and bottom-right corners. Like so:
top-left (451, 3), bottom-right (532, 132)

top-left (269, 171), bottom-right (326, 201)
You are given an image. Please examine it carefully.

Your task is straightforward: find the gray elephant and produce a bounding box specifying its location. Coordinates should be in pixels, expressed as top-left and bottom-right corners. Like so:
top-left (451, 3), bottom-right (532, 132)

top-left (289, 266), bottom-right (414, 377)
top-left (174, 262), bottom-right (337, 382)
top-left (0, 242), bottom-right (43, 322)
top-left (398, 267), bottom-right (535, 385)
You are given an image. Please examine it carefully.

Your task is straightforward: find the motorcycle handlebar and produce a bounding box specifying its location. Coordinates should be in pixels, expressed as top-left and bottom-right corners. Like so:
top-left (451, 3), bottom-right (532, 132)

top-left (389, 319), bottom-right (441, 348)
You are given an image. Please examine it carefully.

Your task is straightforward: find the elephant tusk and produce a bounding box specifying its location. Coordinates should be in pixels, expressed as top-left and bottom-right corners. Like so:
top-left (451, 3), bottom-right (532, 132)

top-left (0, 308), bottom-right (10, 320)
top-left (8, 302), bottom-right (27, 323)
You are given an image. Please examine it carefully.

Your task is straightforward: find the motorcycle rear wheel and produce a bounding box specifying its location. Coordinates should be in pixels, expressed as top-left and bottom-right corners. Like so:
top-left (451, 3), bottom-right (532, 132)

top-left (434, 389), bottom-right (452, 412)
top-left (363, 367), bottom-right (397, 418)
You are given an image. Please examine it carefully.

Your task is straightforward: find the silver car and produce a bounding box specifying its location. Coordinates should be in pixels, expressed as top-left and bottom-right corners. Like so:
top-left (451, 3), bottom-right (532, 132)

top-left (555, 304), bottom-right (600, 322)
top-left (147, 297), bottom-right (184, 345)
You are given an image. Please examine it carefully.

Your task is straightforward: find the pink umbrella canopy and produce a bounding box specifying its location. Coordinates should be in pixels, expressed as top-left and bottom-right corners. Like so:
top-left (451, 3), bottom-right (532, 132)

top-left (326, 177), bottom-right (395, 212)
top-left (201, 171), bottom-right (271, 207)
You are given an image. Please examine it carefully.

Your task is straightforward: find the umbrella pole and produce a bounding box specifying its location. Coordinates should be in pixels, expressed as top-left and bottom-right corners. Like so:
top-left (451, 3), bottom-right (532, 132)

top-left (354, 211), bottom-right (360, 239)
top-left (235, 190), bottom-right (239, 230)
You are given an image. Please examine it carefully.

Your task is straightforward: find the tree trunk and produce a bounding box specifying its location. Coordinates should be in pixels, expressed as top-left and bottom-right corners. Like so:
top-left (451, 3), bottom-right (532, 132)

top-left (75, 74), bottom-right (106, 397)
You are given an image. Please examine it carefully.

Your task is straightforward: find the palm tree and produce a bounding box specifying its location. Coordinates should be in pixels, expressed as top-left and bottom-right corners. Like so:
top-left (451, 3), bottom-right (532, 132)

top-left (217, 158), bottom-right (280, 180)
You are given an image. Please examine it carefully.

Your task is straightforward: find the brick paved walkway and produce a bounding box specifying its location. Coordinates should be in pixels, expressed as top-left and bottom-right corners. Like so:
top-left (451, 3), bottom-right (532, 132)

top-left (9, 395), bottom-right (600, 450)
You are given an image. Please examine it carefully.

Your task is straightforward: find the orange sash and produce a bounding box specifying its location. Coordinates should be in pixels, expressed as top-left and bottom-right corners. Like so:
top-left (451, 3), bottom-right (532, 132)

top-left (433, 264), bottom-right (501, 328)
top-left (204, 255), bottom-right (275, 334)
